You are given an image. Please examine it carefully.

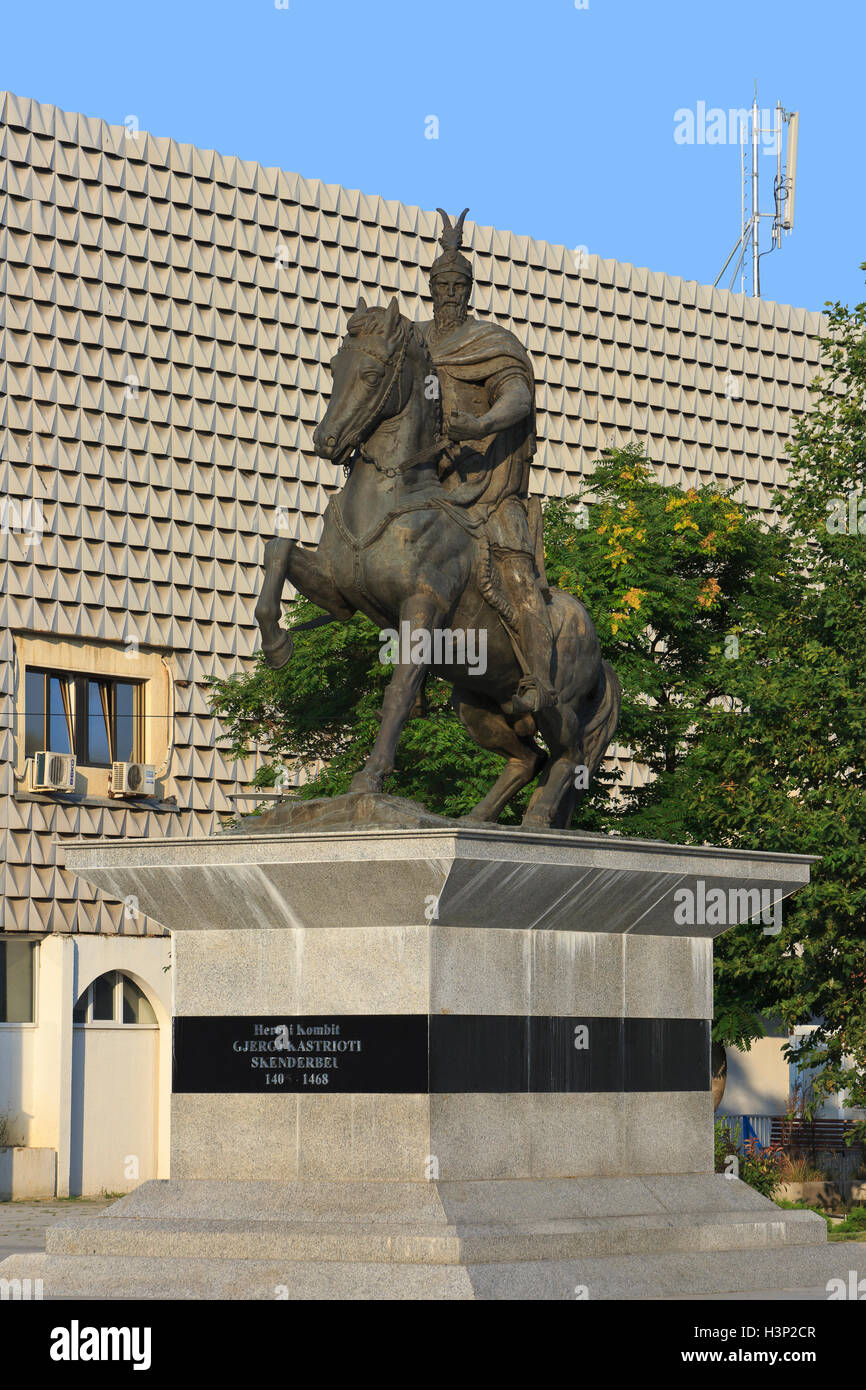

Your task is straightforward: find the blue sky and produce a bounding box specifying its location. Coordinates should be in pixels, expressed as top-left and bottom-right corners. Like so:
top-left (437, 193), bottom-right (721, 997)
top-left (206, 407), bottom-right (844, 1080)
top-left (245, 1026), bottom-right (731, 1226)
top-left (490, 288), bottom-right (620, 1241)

top-left (3, 0), bottom-right (863, 313)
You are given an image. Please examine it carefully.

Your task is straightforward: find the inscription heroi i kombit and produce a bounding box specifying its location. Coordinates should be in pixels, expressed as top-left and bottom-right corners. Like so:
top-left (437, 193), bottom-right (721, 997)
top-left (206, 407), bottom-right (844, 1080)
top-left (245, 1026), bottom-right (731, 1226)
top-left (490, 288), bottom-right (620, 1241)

top-left (240, 1022), bottom-right (361, 1084)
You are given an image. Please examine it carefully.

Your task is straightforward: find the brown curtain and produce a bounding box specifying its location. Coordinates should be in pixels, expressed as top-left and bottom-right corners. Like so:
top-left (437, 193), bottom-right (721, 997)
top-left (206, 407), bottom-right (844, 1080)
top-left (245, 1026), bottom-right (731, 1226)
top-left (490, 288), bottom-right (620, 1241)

top-left (98, 681), bottom-right (113, 762)
top-left (59, 677), bottom-right (75, 750)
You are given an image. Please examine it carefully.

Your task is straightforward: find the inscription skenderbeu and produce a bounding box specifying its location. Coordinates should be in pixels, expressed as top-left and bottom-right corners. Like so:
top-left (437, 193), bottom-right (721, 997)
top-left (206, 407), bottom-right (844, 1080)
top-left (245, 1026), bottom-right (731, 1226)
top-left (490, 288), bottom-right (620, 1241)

top-left (237, 1021), bottom-right (361, 1088)
top-left (172, 1015), bottom-right (428, 1094)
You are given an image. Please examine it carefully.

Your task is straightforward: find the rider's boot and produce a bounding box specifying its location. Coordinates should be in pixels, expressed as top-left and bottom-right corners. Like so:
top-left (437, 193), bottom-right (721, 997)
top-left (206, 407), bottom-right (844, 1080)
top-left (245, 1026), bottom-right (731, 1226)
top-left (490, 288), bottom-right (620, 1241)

top-left (509, 601), bottom-right (556, 715)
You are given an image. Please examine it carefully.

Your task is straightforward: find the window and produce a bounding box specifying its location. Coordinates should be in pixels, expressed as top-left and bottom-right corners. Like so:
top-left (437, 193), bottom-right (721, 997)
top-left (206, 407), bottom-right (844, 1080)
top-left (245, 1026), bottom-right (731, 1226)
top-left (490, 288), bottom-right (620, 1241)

top-left (25, 670), bottom-right (73, 759)
top-left (73, 972), bottom-right (157, 1026)
top-left (24, 669), bottom-right (143, 767)
top-left (0, 940), bottom-right (36, 1023)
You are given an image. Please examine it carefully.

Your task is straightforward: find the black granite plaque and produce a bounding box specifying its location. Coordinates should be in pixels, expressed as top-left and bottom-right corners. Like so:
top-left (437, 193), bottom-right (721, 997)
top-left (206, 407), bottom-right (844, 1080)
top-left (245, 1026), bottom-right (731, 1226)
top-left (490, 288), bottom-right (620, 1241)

top-left (428, 1016), bottom-right (709, 1092)
top-left (173, 1015), bottom-right (427, 1094)
top-left (173, 1015), bottom-right (710, 1094)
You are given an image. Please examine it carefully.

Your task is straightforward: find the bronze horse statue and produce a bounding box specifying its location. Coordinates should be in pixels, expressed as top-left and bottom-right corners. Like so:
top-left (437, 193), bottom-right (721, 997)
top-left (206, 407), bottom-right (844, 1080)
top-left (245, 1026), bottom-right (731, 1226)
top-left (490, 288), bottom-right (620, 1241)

top-left (255, 297), bottom-right (621, 828)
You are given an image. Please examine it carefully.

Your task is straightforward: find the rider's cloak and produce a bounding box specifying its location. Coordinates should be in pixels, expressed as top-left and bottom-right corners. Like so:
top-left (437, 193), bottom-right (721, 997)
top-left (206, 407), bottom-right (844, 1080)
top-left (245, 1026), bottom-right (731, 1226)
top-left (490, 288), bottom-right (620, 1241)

top-left (421, 318), bottom-right (537, 518)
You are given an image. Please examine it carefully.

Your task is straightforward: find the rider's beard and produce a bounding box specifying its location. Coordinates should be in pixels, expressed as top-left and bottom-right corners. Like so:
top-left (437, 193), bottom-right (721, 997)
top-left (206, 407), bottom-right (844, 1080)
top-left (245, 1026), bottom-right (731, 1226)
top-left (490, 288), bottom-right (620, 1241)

top-left (433, 300), bottom-right (468, 332)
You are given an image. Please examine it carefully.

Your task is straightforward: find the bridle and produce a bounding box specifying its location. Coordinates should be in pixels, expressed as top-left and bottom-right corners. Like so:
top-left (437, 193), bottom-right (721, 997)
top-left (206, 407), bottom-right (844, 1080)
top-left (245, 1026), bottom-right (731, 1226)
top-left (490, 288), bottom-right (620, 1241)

top-left (331, 323), bottom-right (453, 480)
top-left (335, 327), bottom-right (410, 474)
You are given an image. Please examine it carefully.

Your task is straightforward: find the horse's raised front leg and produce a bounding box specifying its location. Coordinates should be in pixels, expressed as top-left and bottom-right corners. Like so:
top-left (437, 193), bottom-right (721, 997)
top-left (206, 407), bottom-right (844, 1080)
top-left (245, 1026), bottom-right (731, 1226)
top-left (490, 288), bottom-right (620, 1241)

top-left (349, 597), bottom-right (438, 794)
top-left (255, 537), bottom-right (353, 670)
top-left (255, 538), bottom-right (295, 668)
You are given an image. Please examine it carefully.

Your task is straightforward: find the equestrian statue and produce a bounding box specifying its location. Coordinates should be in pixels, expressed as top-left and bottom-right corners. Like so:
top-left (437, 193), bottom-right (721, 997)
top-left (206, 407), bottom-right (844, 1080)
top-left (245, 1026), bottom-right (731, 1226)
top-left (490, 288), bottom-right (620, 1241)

top-left (255, 208), bottom-right (621, 828)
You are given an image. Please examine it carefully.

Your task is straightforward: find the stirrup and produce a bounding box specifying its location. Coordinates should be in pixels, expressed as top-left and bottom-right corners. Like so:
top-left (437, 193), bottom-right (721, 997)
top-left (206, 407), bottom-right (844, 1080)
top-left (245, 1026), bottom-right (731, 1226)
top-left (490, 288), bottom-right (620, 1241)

top-left (509, 676), bottom-right (555, 715)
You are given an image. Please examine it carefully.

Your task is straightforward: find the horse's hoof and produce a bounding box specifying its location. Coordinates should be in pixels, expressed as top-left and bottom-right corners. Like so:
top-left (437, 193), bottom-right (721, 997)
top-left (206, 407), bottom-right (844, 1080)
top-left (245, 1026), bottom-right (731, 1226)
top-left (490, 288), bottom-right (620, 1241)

top-left (348, 772), bottom-right (384, 794)
top-left (262, 631), bottom-right (294, 670)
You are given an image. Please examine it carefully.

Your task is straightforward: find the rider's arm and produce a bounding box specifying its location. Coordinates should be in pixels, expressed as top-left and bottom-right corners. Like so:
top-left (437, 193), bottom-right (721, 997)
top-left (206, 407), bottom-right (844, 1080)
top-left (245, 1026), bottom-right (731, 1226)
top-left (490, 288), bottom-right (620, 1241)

top-left (447, 370), bottom-right (531, 442)
top-left (483, 371), bottom-right (532, 433)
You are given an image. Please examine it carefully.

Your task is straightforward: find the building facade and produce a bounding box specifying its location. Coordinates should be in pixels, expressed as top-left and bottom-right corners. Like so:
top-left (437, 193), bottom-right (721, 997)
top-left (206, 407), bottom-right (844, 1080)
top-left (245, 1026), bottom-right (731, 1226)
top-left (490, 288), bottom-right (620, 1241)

top-left (0, 91), bottom-right (831, 1193)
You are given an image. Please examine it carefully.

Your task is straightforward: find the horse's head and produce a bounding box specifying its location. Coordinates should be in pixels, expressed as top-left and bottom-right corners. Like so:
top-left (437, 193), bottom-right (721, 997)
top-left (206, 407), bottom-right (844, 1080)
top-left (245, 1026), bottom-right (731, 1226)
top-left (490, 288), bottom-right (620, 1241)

top-left (313, 296), bottom-right (417, 465)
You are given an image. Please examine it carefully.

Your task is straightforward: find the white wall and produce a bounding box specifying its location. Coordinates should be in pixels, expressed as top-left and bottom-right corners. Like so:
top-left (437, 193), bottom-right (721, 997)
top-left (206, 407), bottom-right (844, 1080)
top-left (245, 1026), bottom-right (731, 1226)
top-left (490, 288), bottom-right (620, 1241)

top-left (4, 933), bottom-right (173, 1196)
top-left (0, 1021), bottom-right (38, 1145)
top-left (719, 1037), bottom-right (790, 1117)
top-left (720, 1032), bottom-right (866, 1121)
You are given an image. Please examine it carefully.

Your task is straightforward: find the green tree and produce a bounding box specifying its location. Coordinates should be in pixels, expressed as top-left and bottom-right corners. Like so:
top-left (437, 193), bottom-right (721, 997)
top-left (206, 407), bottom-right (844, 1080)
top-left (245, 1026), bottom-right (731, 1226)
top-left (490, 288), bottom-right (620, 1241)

top-left (679, 270), bottom-right (866, 1112)
top-left (208, 604), bottom-right (516, 821)
top-left (542, 446), bottom-right (786, 840)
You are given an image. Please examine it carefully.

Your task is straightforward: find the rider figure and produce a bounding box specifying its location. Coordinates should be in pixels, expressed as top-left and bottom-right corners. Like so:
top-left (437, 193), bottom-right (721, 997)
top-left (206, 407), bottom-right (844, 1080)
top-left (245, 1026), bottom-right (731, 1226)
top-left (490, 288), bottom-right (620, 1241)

top-left (420, 208), bottom-right (555, 714)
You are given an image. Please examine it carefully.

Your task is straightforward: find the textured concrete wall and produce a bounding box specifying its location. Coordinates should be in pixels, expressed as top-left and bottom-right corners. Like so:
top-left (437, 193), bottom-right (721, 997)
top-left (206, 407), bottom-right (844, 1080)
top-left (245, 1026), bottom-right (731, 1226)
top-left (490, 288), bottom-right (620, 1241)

top-left (0, 90), bottom-right (827, 938)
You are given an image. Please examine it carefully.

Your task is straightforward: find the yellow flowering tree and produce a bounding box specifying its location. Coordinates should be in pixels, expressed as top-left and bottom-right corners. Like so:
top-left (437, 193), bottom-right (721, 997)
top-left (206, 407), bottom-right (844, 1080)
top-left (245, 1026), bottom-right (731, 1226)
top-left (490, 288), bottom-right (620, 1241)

top-left (543, 443), bottom-right (788, 838)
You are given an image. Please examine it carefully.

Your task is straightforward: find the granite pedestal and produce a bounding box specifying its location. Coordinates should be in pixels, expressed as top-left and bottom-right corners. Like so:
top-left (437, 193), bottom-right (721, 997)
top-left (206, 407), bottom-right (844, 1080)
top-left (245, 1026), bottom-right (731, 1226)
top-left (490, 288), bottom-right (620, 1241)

top-left (1, 818), bottom-right (855, 1299)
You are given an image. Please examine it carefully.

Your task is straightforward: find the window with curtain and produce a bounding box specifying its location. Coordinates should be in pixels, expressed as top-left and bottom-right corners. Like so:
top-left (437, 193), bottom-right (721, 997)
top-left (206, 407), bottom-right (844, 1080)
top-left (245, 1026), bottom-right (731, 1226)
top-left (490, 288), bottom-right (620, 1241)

top-left (25, 670), bottom-right (74, 759)
top-left (24, 668), bottom-right (143, 767)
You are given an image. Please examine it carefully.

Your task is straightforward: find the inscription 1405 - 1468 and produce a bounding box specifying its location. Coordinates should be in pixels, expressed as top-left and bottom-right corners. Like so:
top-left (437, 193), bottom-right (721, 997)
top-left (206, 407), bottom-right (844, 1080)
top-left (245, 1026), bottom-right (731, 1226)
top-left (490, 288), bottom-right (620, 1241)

top-left (235, 1022), bottom-right (363, 1086)
top-left (172, 1015), bottom-right (429, 1094)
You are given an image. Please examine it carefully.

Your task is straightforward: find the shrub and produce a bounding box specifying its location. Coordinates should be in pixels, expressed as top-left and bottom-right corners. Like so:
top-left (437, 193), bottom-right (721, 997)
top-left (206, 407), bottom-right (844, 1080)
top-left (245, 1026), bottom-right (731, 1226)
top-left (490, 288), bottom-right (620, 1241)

top-left (777, 1154), bottom-right (827, 1183)
top-left (714, 1120), bottom-right (785, 1198)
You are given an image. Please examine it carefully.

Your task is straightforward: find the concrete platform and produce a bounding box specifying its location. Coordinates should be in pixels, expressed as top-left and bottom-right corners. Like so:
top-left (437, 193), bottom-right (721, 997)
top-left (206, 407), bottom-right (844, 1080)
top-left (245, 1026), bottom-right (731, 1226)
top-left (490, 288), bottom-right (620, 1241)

top-left (8, 818), bottom-right (833, 1301)
top-left (56, 821), bottom-right (814, 939)
top-left (1, 1176), bottom-right (858, 1300)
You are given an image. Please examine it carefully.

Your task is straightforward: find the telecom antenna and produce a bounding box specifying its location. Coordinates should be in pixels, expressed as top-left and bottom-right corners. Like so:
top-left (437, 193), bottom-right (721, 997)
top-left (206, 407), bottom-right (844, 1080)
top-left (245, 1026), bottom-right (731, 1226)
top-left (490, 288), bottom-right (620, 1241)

top-left (714, 88), bottom-right (799, 297)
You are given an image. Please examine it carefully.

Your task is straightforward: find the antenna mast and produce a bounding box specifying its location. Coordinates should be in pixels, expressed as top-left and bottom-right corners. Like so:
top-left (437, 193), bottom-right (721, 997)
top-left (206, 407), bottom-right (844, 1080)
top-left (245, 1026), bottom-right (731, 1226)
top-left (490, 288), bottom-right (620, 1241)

top-left (751, 87), bottom-right (760, 296)
top-left (714, 87), bottom-right (799, 298)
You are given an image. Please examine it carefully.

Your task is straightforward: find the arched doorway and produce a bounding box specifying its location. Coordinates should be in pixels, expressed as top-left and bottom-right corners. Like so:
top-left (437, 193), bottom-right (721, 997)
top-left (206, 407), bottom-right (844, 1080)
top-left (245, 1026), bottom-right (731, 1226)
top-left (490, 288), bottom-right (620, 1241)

top-left (70, 971), bottom-right (159, 1196)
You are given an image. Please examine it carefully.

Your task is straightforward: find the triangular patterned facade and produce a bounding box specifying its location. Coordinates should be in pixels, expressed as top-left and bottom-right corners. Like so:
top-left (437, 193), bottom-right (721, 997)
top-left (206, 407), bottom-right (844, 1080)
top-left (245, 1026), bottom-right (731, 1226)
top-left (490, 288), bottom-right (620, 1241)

top-left (0, 92), bottom-right (827, 935)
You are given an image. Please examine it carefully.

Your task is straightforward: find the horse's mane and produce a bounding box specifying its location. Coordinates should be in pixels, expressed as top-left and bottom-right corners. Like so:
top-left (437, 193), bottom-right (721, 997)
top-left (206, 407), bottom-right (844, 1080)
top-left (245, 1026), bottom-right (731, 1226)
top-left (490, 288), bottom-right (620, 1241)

top-left (346, 304), bottom-right (387, 337)
top-left (345, 304), bottom-right (429, 360)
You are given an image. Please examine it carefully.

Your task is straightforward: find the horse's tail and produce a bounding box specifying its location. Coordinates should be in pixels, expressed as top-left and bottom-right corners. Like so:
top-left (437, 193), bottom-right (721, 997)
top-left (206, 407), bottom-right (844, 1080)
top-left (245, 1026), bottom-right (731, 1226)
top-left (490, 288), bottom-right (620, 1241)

top-left (578, 658), bottom-right (622, 784)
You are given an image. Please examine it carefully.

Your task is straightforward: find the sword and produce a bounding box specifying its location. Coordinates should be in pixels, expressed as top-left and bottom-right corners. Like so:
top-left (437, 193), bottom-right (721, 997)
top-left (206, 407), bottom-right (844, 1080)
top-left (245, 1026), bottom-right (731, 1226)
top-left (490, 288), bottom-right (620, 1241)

top-left (289, 613), bottom-right (339, 633)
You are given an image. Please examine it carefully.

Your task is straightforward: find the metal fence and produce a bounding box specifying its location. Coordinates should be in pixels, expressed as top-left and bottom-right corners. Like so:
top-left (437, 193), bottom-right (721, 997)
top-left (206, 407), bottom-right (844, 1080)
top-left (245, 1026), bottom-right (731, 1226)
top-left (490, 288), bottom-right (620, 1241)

top-left (719, 1114), bottom-right (774, 1148)
top-left (720, 1113), bottom-right (865, 1186)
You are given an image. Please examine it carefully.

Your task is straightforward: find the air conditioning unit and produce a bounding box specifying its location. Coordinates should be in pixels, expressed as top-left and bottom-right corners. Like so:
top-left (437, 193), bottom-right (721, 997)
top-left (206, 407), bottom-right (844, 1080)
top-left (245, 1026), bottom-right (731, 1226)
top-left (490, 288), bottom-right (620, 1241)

top-left (31, 751), bottom-right (77, 793)
top-left (109, 761), bottom-right (156, 798)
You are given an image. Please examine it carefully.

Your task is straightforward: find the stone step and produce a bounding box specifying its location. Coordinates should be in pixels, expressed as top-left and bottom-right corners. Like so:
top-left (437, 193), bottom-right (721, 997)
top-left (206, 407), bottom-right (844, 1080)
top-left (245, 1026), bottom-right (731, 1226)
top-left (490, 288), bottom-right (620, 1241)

top-left (99, 1174), bottom-right (801, 1224)
top-left (0, 1253), bottom-right (474, 1300)
top-left (43, 1208), bottom-right (825, 1264)
top-left (2, 1244), bottom-right (862, 1301)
